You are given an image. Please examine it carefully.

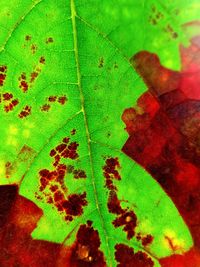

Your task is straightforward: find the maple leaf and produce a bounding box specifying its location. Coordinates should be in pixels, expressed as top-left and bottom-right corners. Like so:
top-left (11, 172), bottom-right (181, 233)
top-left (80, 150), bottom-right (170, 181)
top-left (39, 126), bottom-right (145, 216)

top-left (1, 1), bottom-right (200, 266)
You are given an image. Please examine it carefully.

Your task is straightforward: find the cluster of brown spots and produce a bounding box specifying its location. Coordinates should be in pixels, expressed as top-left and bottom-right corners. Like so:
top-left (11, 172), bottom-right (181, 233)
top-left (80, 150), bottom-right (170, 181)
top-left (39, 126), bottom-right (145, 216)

top-left (115, 244), bottom-right (154, 267)
top-left (18, 105), bottom-right (31, 118)
top-left (31, 43), bottom-right (37, 54)
top-left (149, 6), bottom-right (164, 26)
top-left (0, 65), bottom-right (7, 86)
top-left (19, 57), bottom-right (45, 93)
top-left (38, 165), bottom-right (87, 221)
top-left (113, 211), bottom-right (137, 240)
top-left (46, 37), bottom-right (54, 44)
top-left (37, 135), bottom-right (88, 222)
top-left (165, 24), bottom-right (178, 39)
top-left (0, 184), bottom-right (62, 266)
top-left (67, 221), bottom-right (106, 266)
top-left (19, 72), bottom-right (28, 92)
top-left (103, 157), bottom-right (137, 240)
top-left (25, 35), bottom-right (31, 41)
top-left (40, 95), bottom-right (67, 112)
top-left (30, 68), bottom-right (40, 83)
top-left (103, 157), bottom-right (121, 190)
top-left (137, 233), bottom-right (154, 247)
top-left (50, 136), bottom-right (79, 166)
top-left (0, 92), bottom-right (19, 112)
top-left (67, 165), bottom-right (87, 179)
top-left (4, 145), bottom-right (36, 179)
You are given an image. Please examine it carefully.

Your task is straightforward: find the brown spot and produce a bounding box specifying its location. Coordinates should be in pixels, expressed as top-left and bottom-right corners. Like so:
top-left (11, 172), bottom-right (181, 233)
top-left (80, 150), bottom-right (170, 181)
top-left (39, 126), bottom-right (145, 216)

top-left (18, 105), bottom-right (31, 118)
top-left (37, 136), bottom-right (84, 221)
top-left (62, 192), bottom-right (87, 219)
top-left (113, 211), bottom-right (137, 240)
top-left (71, 129), bottom-right (76, 135)
top-left (5, 162), bottom-right (12, 178)
top-left (103, 157), bottom-right (137, 240)
top-left (107, 191), bottom-right (124, 214)
top-left (46, 37), bottom-right (54, 44)
top-left (73, 169), bottom-right (87, 179)
top-left (31, 44), bottom-right (37, 54)
top-left (58, 95), bottom-right (67, 105)
top-left (48, 96), bottom-right (57, 102)
top-left (25, 35), bottom-right (31, 41)
top-left (3, 93), bottom-right (13, 101)
top-left (0, 65), bottom-right (7, 86)
top-left (41, 104), bottom-right (50, 112)
top-left (98, 57), bottom-right (104, 68)
top-left (103, 157), bottom-right (121, 190)
top-left (115, 244), bottom-right (154, 267)
top-left (142, 235), bottom-right (154, 246)
top-left (40, 56), bottom-right (45, 64)
top-left (30, 71), bottom-right (39, 83)
top-left (19, 72), bottom-right (28, 92)
top-left (67, 221), bottom-right (106, 266)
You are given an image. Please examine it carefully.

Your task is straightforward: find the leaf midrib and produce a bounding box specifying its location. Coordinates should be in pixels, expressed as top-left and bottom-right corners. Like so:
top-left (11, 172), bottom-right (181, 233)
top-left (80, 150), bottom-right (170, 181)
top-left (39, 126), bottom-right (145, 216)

top-left (70, 0), bottom-right (112, 265)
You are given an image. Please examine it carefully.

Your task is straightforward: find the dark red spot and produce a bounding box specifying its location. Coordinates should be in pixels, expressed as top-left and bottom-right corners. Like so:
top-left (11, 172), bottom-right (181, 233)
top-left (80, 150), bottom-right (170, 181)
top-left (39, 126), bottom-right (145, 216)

top-left (107, 191), bottom-right (124, 214)
top-left (103, 157), bottom-right (121, 190)
top-left (41, 104), bottom-right (50, 112)
top-left (12, 99), bottom-right (19, 106)
top-left (62, 192), bottom-right (87, 218)
top-left (115, 244), bottom-right (154, 267)
top-left (58, 95), bottom-right (67, 105)
top-left (3, 93), bottom-right (13, 101)
top-left (50, 149), bottom-right (56, 157)
top-left (18, 105), bottom-right (31, 118)
top-left (73, 169), bottom-right (87, 179)
top-left (30, 71), bottom-right (39, 83)
top-left (0, 65), bottom-right (7, 86)
top-left (113, 211), bottom-right (137, 240)
top-left (48, 96), bottom-right (57, 102)
top-left (141, 235), bottom-right (154, 246)
top-left (103, 157), bottom-right (137, 240)
top-left (19, 73), bottom-right (28, 92)
top-left (67, 221), bottom-right (106, 266)
top-left (37, 136), bottom-right (83, 221)
top-left (71, 129), bottom-right (76, 135)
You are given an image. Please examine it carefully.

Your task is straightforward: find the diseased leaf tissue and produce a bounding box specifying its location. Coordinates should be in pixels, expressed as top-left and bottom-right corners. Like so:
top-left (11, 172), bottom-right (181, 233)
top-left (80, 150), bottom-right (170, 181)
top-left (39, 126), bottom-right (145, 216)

top-left (0, 0), bottom-right (200, 266)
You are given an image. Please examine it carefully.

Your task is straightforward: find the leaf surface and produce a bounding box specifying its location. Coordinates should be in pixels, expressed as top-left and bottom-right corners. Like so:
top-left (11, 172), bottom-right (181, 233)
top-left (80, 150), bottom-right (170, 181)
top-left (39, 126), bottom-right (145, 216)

top-left (0, 1), bottom-right (198, 266)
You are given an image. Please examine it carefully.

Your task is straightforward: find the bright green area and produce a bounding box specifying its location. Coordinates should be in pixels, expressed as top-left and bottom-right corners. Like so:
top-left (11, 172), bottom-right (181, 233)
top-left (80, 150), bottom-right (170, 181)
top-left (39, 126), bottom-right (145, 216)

top-left (0, 0), bottom-right (198, 266)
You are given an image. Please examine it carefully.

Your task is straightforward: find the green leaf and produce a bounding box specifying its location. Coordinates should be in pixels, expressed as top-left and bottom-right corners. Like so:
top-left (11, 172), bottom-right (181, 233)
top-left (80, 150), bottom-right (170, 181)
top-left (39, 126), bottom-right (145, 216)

top-left (0, 0), bottom-right (196, 266)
